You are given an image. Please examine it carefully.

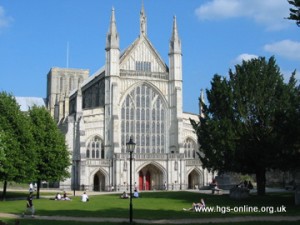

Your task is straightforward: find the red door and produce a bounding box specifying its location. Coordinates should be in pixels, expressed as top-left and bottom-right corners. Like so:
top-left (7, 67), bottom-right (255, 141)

top-left (145, 171), bottom-right (151, 190)
top-left (139, 171), bottom-right (144, 190)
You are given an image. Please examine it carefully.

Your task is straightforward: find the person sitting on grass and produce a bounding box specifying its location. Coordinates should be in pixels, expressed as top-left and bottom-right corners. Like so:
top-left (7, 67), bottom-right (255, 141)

top-left (183, 198), bottom-right (205, 211)
top-left (62, 191), bottom-right (71, 200)
top-left (133, 189), bottom-right (139, 198)
top-left (120, 191), bottom-right (129, 199)
top-left (81, 192), bottom-right (89, 202)
top-left (55, 192), bottom-right (62, 200)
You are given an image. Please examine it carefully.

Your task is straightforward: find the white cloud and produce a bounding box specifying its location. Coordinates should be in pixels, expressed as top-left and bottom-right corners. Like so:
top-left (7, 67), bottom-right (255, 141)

top-left (264, 40), bottom-right (300, 61)
top-left (0, 6), bottom-right (13, 29)
top-left (233, 53), bottom-right (258, 64)
top-left (195, 0), bottom-right (291, 30)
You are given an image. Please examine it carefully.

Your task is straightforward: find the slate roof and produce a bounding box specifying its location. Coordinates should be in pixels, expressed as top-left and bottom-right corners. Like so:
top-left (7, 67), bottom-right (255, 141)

top-left (15, 97), bottom-right (47, 111)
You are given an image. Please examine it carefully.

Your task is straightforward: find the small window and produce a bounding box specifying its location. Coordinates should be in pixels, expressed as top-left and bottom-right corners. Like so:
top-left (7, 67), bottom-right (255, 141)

top-left (136, 61), bottom-right (151, 72)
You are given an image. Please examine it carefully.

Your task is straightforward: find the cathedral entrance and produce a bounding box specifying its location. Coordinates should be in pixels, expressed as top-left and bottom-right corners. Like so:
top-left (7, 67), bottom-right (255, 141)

top-left (138, 164), bottom-right (163, 190)
top-left (93, 171), bottom-right (105, 191)
top-left (188, 169), bottom-right (203, 189)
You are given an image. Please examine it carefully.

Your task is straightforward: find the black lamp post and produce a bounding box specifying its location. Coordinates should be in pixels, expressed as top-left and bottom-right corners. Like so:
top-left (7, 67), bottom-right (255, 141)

top-left (126, 136), bottom-right (136, 224)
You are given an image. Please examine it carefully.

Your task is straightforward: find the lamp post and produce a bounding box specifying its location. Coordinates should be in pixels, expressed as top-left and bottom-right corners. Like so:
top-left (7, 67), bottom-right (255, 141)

top-left (126, 136), bottom-right (136, 224)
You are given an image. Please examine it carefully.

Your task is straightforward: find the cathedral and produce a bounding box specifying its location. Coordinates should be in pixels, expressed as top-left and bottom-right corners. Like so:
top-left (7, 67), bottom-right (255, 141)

top-left (44, 6), bottom-right (212, 191)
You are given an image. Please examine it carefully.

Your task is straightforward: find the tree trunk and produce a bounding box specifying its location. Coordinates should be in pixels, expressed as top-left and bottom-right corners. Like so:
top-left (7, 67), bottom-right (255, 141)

top-left (1, 180), bottom-right (7, 201)
top-left (256, 169), bottom-right (266, 196)
top-left (37, 179), bottom-right (41, 199)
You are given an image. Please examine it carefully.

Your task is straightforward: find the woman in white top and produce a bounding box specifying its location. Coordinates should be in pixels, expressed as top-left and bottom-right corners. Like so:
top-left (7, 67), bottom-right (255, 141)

top-left (55, 193), bottom-right (62, 200)
top-left (81, 192), bottom-right (89, 202)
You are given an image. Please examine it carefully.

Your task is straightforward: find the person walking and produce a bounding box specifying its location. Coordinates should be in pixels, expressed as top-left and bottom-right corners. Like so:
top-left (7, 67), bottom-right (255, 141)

top-left (22, 193), bottom-right (35, 218)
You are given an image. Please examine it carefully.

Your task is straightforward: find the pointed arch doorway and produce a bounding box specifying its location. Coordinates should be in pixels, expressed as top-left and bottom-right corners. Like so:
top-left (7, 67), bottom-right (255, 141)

top-left (93, 170), bottom-right (106, 191)
top-left (188, 169), bottom-right (203, 189)
top-left (138, 164), bottom-right (164, 190)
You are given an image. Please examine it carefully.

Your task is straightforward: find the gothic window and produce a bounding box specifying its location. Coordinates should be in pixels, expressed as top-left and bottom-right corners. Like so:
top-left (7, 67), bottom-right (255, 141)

top-left (122, 108), bottom-right (125, 119)
top-left (130, 108), bottom-right (134, 120)
top-left (183, 138), bottom-right (197, 159)
top-left (69, 98), bottom-right (76, 114)
top-left (136, 109), bottom-right (140, 120)
top-left (136, 61), bottom-right (151, 72)
top-left (152, 122), bottom-right (155, 132)
top-left (121, 84), bottom-right (166, 154)
top-left (83, 79), bottom-right (105, 109)
top-left (86, 136), bottom-right (104, 159)
top-left (99, 81), bottom-right (105, 106)
top-left (130, 121), bottom-right (134, 133)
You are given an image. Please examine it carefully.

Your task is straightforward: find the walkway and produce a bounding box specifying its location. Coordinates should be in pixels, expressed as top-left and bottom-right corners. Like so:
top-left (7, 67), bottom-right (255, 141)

top-left (0, 213), bottom-right (300, 224)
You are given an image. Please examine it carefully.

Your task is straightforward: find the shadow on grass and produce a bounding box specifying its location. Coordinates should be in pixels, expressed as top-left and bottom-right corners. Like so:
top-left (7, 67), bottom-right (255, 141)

top-left (1, 191), bottom-right (299, 220)
top-left (1, 218), bottom-right (300, 225)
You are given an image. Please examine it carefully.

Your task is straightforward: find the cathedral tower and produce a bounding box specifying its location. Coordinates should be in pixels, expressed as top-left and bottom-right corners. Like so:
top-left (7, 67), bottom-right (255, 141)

top-left (168, 16), bottom-right (183, 153)
top-left (105, 8), bottom-right (121, 155)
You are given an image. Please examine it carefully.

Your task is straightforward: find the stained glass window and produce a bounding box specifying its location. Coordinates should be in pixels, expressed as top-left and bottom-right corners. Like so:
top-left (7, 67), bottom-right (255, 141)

top-left (121, 84), bottom-right (166, 154)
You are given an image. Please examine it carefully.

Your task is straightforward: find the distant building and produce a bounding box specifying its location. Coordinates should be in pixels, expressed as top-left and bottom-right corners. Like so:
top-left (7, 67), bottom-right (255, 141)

top-left (15, 97), bottom-right (46, 112)
top-left (21, 6), bottom-right (213, 191)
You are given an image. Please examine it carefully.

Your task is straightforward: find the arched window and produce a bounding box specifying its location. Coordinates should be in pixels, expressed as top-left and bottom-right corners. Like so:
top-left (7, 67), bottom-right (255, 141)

top-left (183, 138), bottom-right (197, 159)
top-left (86, 136), bottom-right (104, 159)
top-left (121, 84), bottom-right (166, 154)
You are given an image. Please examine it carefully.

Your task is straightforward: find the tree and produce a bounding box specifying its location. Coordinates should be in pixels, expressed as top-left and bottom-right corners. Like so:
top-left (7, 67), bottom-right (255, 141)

top-left (287, 0), bottom-right (300, 26)
top-left (0, 130), bottom-right (7, 172)
top-left (0, 92), bottom-right (37, 200)
top-left (273, 72), bottom-right (300, 170)
top-left (191, 57), bottom-right (300, 195)
top-left (28, 106), bottom-right (70, 199)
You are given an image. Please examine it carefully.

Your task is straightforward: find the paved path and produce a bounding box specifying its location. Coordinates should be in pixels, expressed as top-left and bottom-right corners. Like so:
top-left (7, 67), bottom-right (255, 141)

top-left (0, 213), bottom-right (300, 224)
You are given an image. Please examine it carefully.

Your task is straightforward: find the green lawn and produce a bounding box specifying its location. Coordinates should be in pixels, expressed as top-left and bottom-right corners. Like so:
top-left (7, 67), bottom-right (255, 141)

top-left (1, 219), bottom-right (300, 225)
top-left (0, 191), bottom-right (299, 224)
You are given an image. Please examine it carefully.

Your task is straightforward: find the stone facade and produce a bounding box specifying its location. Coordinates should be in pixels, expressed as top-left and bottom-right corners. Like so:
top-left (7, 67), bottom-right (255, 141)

top-left (47, 6), bottom-right (212, 191)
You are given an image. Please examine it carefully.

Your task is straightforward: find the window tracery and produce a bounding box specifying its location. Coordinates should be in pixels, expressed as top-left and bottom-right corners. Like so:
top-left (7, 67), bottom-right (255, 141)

top-left (184, 138), bottom-right (197, 159)
top-left (121, 84), bottom-right (166, 154)
top-left (86, 136), bottom-right (105, 159)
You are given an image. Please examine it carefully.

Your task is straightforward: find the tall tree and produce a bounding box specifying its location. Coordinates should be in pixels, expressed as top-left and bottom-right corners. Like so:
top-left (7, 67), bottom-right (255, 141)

top-left (274, 72), bottom-right (300, 170)
top-left (0, 130), bottom-right (7, 172)
top-left (191, 57), bottom-right (300, 195)
top-left (287, 0), bottom-right (300, 26)
top-left (0, 92), bottom-right (37, 200)
top-left (28, 106), bottom-right (70, 199)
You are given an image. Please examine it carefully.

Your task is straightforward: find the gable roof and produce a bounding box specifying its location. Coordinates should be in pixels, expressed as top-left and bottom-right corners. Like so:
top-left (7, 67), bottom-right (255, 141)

top-left (120, 35), bottom-right (168, 72)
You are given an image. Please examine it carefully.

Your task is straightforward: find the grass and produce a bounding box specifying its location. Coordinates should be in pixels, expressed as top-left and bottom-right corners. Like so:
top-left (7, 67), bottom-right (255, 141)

top-left (1, 219), bottom-right (300, 225)
top-left (0, 190), bottom-right (299, 224)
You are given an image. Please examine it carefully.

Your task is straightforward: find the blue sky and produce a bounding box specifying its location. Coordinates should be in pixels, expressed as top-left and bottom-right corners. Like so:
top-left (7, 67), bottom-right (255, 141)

top-left (0, 0), bottom-right (299, 114)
